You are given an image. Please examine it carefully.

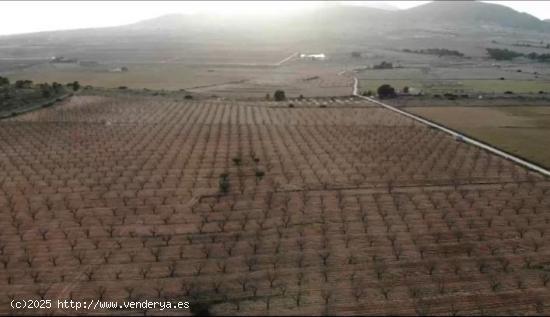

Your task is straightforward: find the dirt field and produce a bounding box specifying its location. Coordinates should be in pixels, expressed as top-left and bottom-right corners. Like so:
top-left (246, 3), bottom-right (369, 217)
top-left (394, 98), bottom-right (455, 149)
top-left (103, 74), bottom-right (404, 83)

top-left (408, 106), bottom-right (550, 169)
top-left (5, 59), bottom-right (354, 98)
top-left (1, 94), bottom-right (550, 315)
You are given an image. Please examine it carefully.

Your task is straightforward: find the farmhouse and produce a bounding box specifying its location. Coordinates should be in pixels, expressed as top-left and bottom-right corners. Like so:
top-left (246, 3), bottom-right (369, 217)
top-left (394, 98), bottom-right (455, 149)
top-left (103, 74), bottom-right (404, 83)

top-left (299, 53), bottom-right (327, 61)
top-left (49, 56), bottom-right (78, 63)
top-left (109, 66), bottom-right (129, 72)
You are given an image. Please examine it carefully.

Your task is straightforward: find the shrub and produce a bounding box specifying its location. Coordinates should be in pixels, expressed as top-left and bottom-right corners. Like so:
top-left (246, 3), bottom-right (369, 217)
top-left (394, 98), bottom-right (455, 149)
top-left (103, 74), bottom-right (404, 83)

top-left (274, 90), bottom-right (286, 101)
top-left (219, 174), bottom-right (230, 194)
top-left (486, 48), bottom-right (523, 60)
top-left (255, 169), bottom-right (265, 180)
top-left (288, 103), bottom-right (294, 108)
top-left (52, 82), bottom-right (63, 93)
top-left (373, 61), bottom-right (393, 69)
top-left (377, 84), bottom-right (396, 99)
top-left (118, 86), bottom-right (128, 90)
top-left (0, 76), bottom-right (9, 86)
top-left (444, 93), bottom-right (457, 100)
top-left (403, 48), bottom-right (465, 57)
top-left (184, 95), bottom-right (193, 99)
top-left (15, 80), bottom-right (33, 89)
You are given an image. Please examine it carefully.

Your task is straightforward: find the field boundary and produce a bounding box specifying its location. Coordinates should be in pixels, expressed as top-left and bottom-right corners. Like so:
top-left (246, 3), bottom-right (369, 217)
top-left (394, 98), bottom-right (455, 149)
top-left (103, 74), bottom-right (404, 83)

top-left (352, 77), bottom-right (550, 178)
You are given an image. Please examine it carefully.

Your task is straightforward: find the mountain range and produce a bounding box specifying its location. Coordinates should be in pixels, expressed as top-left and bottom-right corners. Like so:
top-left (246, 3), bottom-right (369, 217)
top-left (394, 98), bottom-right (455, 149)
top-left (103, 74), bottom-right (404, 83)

top-left (0, 1), bottom-right (548, 61)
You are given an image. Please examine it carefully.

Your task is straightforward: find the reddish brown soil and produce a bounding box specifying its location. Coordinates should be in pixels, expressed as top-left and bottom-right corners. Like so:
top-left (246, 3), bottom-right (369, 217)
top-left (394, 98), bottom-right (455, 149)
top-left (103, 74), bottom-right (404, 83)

top-left (0, 94), bottom-right (549, 315)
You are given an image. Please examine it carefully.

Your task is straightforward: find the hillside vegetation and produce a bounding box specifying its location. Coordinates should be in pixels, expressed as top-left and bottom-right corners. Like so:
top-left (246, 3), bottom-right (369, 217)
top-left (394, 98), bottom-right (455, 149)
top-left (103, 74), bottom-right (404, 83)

top-left (0, 76), bottom-right (75, 117)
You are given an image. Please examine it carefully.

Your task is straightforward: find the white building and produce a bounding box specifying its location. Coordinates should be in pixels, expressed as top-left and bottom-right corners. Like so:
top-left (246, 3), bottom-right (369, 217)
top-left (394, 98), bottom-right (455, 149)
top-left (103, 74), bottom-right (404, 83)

top-left (300, 53), bottom-right (327, 61)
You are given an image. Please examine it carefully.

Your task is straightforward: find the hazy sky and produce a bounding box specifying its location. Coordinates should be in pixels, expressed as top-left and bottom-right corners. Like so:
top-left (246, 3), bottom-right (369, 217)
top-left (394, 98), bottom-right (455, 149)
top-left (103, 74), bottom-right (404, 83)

top-left (1, 1), bottom-right (549, 36)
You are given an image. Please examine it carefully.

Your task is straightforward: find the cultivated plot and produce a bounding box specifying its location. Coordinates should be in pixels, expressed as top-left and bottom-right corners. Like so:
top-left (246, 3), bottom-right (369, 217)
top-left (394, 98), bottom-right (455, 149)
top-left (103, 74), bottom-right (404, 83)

top-left (409, 105), bottom-right (550, 169)
top-left (0, 94), bottom-right (549, 315)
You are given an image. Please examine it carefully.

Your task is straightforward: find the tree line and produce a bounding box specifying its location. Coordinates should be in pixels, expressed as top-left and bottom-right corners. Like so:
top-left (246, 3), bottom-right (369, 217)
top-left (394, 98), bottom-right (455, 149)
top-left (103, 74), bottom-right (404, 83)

top-left (486, 48), bottom-right (550, 62)
top-left (402, 48), bottom-right (465, 57)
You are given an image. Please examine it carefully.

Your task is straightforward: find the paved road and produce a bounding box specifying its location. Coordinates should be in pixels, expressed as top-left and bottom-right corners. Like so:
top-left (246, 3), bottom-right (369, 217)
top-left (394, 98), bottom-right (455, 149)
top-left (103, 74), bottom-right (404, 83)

top-left (351, 77), bottom-right (550, 178)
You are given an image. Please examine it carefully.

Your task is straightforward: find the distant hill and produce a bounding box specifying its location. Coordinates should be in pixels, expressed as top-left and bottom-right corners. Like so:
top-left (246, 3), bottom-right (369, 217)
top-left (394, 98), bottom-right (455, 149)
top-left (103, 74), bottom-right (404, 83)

top-left (0, 1), bottom-right (548, 61)
top-left (122, 1), bottom-right (548, 33)
top-left (357, 2), bottom-right (400, 11)
top-left (401, 1), bottom-right (547, 31)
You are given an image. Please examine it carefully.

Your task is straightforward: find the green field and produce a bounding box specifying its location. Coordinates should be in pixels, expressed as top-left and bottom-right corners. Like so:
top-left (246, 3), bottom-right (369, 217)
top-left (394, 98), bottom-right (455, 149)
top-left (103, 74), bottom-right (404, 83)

top-left (359, 79), bottom-right (550, 94)
top-left (408, 106), bottom-right (550, 168)
top-left (6, 63), bottom-right (254, 91)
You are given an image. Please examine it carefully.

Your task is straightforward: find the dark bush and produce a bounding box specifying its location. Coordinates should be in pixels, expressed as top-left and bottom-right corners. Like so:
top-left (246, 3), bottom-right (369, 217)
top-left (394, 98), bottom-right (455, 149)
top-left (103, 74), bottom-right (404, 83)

top-left (444, 93), bottom-right (457, 100)
top-left (403, 48), bottom-right (465, 57)
top-left (219, 174), bottom-right (230, 194)
top-left (255, 169), bottom-right (265, 180)
top-left (15, 80), bottom-right (33, 89)
top-left (184, 95), bottom-right (193, 99)
top-left (52, 82), bottom-right (63, 93)
top-left (504, 91), bottom-right (514, 94)
top-left (373, 61), bottom-right (393, 70)
top-left (486, 48), bottom-right (523, 60)
top-left (0, 76), bottom-right (10, 86)
top-left (377, 84), bottom-right (396, 99)
top-left (274, 90), bottom-right (286, 101)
